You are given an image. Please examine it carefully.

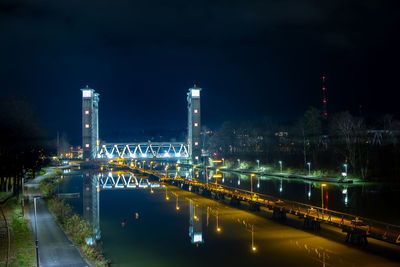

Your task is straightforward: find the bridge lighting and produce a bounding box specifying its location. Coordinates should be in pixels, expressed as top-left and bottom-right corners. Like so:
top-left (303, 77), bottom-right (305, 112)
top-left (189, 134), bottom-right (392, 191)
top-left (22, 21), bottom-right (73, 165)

top-left (141, 153), bottom-right (147, 158)
top-left (106, 153), bottom-right (112, 159)
top-left (175, 153), bottom-right (181, 157)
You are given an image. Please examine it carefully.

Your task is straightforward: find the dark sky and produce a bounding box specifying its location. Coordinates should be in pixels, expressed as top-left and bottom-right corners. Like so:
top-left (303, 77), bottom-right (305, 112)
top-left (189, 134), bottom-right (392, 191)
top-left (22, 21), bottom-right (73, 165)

top-left (1, 0), bottom-right (399, 144)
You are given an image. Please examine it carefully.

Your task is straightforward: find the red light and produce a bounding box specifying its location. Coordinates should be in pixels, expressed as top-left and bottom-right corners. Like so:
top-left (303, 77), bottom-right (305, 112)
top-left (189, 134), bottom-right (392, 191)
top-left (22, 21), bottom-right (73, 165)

top-left (213, 152), bottom-right (217, 156)
top-left (86, 85), bottom-right (89, 88)
top-left (322, 87), bottom-right (325, 90)
top-left (323, 99), bottom-right (326, 103)
top-left (322, 76), bottom-right (326, 80)
top-left (193, 84), bottom-right (197, 88)
top-left (324, 113), bottom-right (328, 116)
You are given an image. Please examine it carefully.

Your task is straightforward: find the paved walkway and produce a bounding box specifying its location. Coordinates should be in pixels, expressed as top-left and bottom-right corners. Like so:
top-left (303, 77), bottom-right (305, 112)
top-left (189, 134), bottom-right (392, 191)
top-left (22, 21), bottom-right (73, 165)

top-left (26, 167), bottom-right (89, 267)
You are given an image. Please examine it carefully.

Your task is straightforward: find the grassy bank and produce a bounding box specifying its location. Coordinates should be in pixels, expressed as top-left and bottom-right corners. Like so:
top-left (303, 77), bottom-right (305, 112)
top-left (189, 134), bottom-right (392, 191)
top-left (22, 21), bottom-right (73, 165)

top-left (40, 173), bottom-right (108, 266)
top-left (3, 196), bottom-right (36, 267)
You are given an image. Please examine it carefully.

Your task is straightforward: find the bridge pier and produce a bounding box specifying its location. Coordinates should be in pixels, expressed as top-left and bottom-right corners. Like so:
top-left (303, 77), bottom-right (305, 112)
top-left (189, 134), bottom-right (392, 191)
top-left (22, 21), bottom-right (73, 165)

top-left (248, 201), bottom-right (260, 212)
top-left (343, 227), bottom-right (368, 247)
top-left (272, 207), bottom-right (287, 220)
top-left (229, 196), bottom-right (241, 207)
top-left (303, 217), bottom-right (321, 231)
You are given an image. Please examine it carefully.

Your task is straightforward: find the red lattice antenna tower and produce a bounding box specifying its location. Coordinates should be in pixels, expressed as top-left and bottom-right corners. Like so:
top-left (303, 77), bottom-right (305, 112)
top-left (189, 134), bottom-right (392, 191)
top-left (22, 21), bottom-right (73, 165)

top-left (321, 74), bottom-right (328, 120)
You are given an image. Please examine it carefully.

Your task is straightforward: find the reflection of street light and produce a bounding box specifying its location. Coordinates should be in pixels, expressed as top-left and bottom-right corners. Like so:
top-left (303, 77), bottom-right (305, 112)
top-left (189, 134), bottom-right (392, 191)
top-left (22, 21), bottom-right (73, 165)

top-left (237, 159), bottom-right (241, 168)
top-left (251, 224), bottom-right (256, 252)
top-left (307, 162), bottom-right (311, 176)
top-left (256, 160), bottom-right (260, 170)
top-left (222, 158), bottom-right (225, 167)
top-left (343, 163), bottom-right (348, 178)
top-left (278, 161), bottom-right (283, 173)
top-left (321, 184), bottom-right (327, 209)
top-left (279, 179), bottom-right (283, 193)
top-left (216, 210), bottom-right (221, 233)
top-left (176, 195), bottom-right (180, 210)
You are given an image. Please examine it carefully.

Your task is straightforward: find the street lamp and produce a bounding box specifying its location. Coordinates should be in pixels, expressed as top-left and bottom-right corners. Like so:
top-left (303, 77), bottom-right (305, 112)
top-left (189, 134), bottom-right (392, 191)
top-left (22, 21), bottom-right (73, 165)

top-left (237, 159), bottom-right (241, 168)
top-left (307, 162), bottom-right (311, 176)
top-left (192, 165), bottom-right (196, 180)
top-left (278, 161), bottom-right (283, 173)
top-left (321, 184), bottom-right (327, 209)
top-left (250, 174), bottom-right (255, 194)
top-left (34, 197), bottom-right (40, 267)
top-left (256, 160), bottom-right (260, 170)
top-left (222, 158), bottom-right (225, 167)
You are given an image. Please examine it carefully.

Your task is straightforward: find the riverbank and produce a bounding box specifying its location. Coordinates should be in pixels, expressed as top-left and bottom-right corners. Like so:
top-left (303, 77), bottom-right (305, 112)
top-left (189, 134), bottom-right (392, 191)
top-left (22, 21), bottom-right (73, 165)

top-left (0, 195), bottom-right (35, 266)
top-left (37, 170), bottom-right (108, 266)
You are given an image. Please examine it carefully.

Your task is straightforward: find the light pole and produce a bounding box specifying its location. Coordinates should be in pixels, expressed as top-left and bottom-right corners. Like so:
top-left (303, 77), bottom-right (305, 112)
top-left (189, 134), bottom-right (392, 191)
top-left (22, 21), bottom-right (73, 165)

top-left (192, 165), bottom-right (196, 180)
top-left (34, 197), bottom-right (40, 267)
top-left (307, 162), bottom-right (311, 176)
top-left (165, 164), bottom-right (169, 178)
top-left (250, 174), bottom-right (255, 194)
top-left (222, 158), bottom-right (225, 167)
top-left (256, 160), bottom-right (260, 170)
top-left (321, 184), bottom-right (326, 209)
top-left (278, 161), bottom-right (282, 173)
top-left (237, 159), bottom-right (240, 168)
top-left (142, 161), bottom-right (146, 170)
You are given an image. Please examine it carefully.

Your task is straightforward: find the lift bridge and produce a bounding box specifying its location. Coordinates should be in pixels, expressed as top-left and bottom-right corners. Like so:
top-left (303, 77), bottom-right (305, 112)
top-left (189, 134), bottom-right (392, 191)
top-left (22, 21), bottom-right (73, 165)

top-left (81, 85), bottom-right (202, 162)
top-left (97, 142), bottom-right (189, 159)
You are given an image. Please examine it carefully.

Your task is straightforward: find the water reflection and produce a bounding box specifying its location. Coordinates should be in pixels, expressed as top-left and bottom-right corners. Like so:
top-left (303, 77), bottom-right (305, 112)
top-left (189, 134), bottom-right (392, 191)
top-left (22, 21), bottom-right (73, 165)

top-left (56, 170), bottom-right (400, 266)
top-left (82, 173), bottom-right (100, 245)
top-left (189, 199), bottom-right (203, 244)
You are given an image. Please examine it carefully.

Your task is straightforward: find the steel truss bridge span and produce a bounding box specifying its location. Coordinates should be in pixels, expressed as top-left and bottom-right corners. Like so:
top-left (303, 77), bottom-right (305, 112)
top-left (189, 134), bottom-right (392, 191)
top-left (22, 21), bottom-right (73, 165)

top-left (97, 142), bottom-right (189, 159)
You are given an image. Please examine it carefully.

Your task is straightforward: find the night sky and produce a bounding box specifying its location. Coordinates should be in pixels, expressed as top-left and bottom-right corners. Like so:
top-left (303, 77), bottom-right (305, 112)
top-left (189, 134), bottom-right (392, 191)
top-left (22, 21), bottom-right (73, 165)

top-left (1, 0), bottom-right (399, 144)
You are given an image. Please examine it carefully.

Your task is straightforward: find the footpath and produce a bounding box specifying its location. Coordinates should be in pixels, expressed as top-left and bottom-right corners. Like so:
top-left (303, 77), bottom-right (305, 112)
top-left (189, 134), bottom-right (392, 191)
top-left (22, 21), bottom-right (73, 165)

top-left (26, 167), bottom-right (90, 267)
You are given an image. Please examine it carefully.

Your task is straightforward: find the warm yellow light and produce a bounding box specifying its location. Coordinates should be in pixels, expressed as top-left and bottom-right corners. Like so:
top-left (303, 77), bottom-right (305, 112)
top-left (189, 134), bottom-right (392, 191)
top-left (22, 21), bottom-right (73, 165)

top-left (217, 227), bottom-right (221, 232)
top-left (166, 197), bottom-right (170, 200)
top-left (251, 174), bottom-right (255, 177)
top-left (176, 206), bottom-right (180, 210)
top-left (252, 246), bottom-right (257, 251)
top-left (322, 183), bottom-right (327, 187)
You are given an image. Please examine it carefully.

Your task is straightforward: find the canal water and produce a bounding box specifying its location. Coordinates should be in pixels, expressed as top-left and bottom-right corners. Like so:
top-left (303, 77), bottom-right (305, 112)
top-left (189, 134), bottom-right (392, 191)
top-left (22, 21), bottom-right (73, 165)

top-left (58, 168), bottom-right (400, 266)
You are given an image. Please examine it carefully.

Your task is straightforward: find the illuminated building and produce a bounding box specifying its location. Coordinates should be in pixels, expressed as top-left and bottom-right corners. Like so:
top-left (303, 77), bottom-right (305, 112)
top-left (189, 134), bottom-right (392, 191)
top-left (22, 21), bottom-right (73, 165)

top-left (187, 84), bottom-right (202, 163)
top-left (81, 85), bottom-right (100, 160)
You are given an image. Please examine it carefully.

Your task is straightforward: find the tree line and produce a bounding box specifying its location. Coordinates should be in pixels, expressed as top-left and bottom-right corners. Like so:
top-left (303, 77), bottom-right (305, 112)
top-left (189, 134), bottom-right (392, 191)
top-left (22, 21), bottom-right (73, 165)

top-left (0, 95), bottom-right (51, 195)
top-left (207, 107), bottom-right (400, 181)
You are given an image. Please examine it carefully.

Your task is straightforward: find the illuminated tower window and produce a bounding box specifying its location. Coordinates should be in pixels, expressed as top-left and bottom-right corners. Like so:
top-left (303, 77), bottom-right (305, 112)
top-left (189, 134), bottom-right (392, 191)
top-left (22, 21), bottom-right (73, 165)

top-left (195, 142), bottom-right (199, 146)
top-left (194, 122), bottom-right (198, 127)
top-left (85, 124), bottom-right (90, 128)
top-left (85, 110), bottom-right (90, 115)
top-left (194, 109), bottom-right (198, 114)
top-left (85, 144), bottom-right (90, 148)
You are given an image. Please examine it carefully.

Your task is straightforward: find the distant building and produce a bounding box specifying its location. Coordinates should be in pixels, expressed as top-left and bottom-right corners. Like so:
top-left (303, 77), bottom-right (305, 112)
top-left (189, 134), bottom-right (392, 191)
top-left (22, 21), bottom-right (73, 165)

top-left (81, 86), bottom-right (99, 160)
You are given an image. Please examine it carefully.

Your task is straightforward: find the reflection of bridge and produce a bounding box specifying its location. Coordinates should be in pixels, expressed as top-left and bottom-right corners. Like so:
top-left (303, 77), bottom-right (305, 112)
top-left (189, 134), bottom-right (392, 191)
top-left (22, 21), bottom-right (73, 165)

top-left (98, 172), bottom-right (160, 189)
top-left (98, 142), bottom-right (189, 159)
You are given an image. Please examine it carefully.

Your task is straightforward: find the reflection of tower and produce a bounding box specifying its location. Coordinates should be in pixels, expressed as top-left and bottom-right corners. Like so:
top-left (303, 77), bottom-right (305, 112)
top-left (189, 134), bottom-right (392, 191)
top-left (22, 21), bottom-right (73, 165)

top-left (81, 85), bottom-right (100, 160)
top-left (189, 200), bottom-right (203, 244)
top-left (83, 173), bottom-right (101, 245)
top-left (187, 84), bottom-right (202, 163)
